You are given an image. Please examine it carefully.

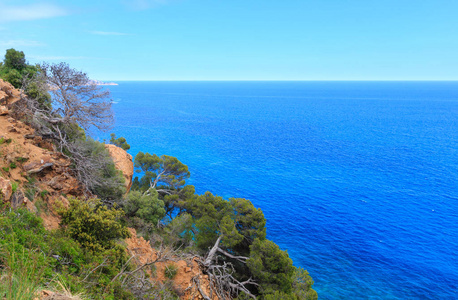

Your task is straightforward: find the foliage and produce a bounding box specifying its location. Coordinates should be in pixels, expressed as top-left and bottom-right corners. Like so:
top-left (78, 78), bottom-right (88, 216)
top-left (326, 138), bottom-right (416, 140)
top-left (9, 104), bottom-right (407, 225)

top-left (162, 213), bottom-right (194, 248)
top-left (0, 246), bottom-right (47, 300)
top-left (0, 206), bottom-right (133, 299)
top-left (164, 264), bottom-right (178, 279)
top-left (162, 184), bottom-right (196, 216)
top-left (229, 197), bottom-right (267, 254)
top-left (110, 133), bottom-right (130, 150)
top-left (0, 209), bottom-right (53, 299)
top-left (37, 62), bottom-right (113, 132)
top-left (3, 49), bottom-right (26, 71)
top-left (120, 189), bottom-right (166, 230)
top-left (73, 138), bottom-right (125, 201)
top-left (0, 49), bottom-right (27, 88)
top-left (0, 138), bottom-right (12, 144)
top-left (291, 267), bottom-right (318, 300)
top-left (0, 49), bottom-right (48, 108)
top-left (18, 61), bottom-right (119, 199)
top-left (2, 68), bottom-right (22, 88)
top-left (247, 238), bottom-right (295, 295)
top-left (134, 152), bottom-right (190, 191)
top-left (58, 197), bottom-right (130, 252)
top-left (11, 182), bottom-right (18, 193)
top-left (183, 192), bottom-right (266, 254)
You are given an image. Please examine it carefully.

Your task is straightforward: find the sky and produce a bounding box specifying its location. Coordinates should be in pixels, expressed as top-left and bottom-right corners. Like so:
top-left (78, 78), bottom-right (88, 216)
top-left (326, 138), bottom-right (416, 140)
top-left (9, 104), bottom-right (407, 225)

top-left (0, 0), bottom-right (457, 81)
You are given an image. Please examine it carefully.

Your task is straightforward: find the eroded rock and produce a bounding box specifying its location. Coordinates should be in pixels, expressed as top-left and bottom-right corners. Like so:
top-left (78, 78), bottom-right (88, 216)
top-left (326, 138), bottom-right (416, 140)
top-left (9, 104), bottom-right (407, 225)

top-left (0, 177), bottom-right (12, 201)
top-left (105, 144), bottom-right (134, 193)
top-left (23, 157), bottom-right (55, 174)
top-left (0, 105), bottom-right (8, 115)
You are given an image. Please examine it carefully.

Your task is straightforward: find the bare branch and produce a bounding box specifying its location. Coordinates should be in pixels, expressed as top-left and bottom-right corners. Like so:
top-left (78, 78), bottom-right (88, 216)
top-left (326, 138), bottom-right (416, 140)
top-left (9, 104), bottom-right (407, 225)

top-left (216, 248), bottom-right (248, 264)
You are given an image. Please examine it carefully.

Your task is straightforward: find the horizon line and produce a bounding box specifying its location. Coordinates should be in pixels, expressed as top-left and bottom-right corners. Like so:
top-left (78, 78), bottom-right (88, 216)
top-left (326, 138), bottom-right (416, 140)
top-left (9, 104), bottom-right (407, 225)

top-left (101, 79), bottom-right (458, 82)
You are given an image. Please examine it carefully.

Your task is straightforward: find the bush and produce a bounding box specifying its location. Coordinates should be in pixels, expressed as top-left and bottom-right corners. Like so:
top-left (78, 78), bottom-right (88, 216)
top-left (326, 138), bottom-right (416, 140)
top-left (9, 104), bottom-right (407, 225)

top-left (58, 197), bottom-right (130, 252)
top-left (247, 238), bottom-right (295, 295)
top-left (71, 138), bottom-right (125, 201)
top-left (120, 189), bottom-right (165, 230)
top-left (11, 182), bottom-right (18, 193)
top-left (164, 264), bottom-right (178, 279)
top-left (0, 206), bottom-right (133, 299)
top-left (0, 208), bottom-right (53, 299)
top-left (110, 133), bottom-right (130, 151)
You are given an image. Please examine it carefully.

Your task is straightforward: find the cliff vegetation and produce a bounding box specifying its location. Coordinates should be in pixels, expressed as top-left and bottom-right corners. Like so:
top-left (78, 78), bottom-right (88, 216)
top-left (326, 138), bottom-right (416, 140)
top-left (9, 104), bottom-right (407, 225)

top-left (0, 49), bottom-right (318, 300)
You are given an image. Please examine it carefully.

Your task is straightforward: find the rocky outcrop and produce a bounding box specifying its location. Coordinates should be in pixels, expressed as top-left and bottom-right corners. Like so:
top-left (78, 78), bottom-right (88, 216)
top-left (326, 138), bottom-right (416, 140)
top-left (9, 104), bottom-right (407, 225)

top-left (0, 79), bottom-right (21, 106)
top-left (105, 144), bottom-right (133, 193)
top-left (23, 156), bottom-right (54, 174)
top-left (0, 177), bottom-right (12, 201)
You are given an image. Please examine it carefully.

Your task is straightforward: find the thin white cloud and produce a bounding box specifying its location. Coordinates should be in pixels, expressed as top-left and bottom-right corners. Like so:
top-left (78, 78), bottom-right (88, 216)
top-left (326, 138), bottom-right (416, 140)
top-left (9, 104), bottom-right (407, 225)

top-left (90, 31), bottom-right (129, 36)
top-left (0, 3), bottom-right (68, 22)
top-left (0, 40), bottom-right (45, 47)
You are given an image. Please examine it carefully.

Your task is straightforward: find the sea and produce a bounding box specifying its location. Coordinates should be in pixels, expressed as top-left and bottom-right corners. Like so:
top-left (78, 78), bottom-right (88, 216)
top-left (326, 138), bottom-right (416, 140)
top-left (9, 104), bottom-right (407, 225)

top-left (98, 81), bottom-right (458, 299)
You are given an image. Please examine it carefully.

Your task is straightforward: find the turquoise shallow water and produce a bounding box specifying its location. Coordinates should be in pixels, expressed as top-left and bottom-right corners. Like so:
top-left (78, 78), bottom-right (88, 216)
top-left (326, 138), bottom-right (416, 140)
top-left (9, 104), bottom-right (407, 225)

top-left (99, 81), bottom-right (458, 299)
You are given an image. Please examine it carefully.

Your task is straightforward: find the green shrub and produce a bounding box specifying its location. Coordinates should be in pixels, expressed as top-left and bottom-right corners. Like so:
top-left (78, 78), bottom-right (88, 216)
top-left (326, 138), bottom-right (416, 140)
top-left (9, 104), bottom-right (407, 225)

top-left (58, 197), bottom-right (130, 252)
top-left (247, 238), bottom-right (295, 295)
top-left (73, 138), bottom-right (125, 201)
top-left (9, 162), bottom-right (16, 169)
top-left (110, 133), bottom-right (130, 151)
top-left (0, 246), bottom-right (48, 300)
top-left (0, 138), bottom-right (12, 145)
top-left (0, 208), bottom-right (54, 296)
top-left (11, 182), bottom-right (18, 193)
top-left (120, 189), bottom-right (165, 231)
top-left (15, 157), bottom-right (29, 163)
top-left (164, 264), bottom-right (178, 279)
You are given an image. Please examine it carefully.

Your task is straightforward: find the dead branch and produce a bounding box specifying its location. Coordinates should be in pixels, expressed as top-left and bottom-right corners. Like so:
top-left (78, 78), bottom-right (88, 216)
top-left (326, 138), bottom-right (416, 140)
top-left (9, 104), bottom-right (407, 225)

top-left (199, 236), bottom-right (258, 300)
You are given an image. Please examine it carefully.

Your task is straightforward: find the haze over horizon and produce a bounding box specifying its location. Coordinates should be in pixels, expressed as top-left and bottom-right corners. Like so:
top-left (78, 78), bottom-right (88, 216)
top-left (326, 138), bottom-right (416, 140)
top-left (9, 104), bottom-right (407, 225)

top-left (1, 0), bottom-right (457, 81)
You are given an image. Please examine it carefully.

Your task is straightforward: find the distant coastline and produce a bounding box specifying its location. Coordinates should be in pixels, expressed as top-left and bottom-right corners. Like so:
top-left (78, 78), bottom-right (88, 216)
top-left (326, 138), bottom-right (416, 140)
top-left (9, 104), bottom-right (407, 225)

top-left (90, 79), bottom-right (118, 86)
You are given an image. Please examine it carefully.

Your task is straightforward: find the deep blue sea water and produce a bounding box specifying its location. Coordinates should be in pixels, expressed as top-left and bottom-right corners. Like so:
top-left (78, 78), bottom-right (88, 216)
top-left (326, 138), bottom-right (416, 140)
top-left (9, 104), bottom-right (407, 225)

top-left (100, 81), bottom-right (458, 299)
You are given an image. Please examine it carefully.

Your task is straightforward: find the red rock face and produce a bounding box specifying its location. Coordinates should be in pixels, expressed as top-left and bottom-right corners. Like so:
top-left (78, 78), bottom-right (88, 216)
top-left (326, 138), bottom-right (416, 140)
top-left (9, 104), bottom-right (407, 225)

top-left (104, 143), bottom-right (134, 193)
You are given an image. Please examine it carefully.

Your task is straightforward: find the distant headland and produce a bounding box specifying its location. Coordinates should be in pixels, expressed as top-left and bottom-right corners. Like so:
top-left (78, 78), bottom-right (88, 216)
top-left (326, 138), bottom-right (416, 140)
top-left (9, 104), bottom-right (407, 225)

top-left (90, 79), bottom-right (118, 86)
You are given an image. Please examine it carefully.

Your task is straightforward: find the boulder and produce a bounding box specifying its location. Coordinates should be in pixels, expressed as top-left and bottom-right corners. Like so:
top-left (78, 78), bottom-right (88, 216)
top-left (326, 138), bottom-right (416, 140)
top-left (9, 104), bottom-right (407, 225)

top-left (105, 144), bottom-right (133, 193)
top-left (26, 199), bottom-right (38, 214)
top-left (23, 157), bottom-right (54, 174)
top-left (10, 190), bottom-right (26, 209)
top-left (0, 177), bottom-right (12, 201)
top-left (0, 105), bottom-right (8, 115)
top-left (0, 91), bottom-right (7, 104)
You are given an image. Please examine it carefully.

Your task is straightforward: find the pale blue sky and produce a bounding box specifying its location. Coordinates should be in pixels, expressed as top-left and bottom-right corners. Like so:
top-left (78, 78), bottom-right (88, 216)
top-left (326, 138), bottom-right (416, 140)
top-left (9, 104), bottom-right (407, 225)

top-left (1, 0), bottom-right (457, 81)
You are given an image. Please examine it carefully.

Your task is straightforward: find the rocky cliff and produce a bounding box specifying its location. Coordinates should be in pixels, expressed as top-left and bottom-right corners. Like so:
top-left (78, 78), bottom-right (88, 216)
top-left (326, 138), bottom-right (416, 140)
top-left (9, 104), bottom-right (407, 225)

top-left (105, 143), bottom-right (134, 193)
